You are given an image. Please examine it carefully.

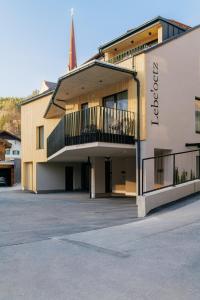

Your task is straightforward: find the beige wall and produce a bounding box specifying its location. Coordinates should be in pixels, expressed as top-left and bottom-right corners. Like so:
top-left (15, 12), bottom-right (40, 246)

top-left (23, 162), bottom-right (33, 191)
top-left (115, 54), bottom-right (147, 141)
top-left (112, 157), bottom-right (126, 193)
top-left (21, 78), bottom-right (138, 193)
top-left (91, 156), bottom-right (136, 197)
top-left (91, 157), bottom-right (105, 196)
top-left (125, 157), bottom-right (136, 195)
top-left (65, 78), bottom-right (136, 114)
top-left (112, 157), bottom-right (136, 195)
top-left (21, 94), bottom-right (60, 191)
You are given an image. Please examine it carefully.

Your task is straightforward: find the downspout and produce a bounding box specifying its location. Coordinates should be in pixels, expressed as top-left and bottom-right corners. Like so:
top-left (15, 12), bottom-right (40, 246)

top-left (53, 101), bottom-right (66, 112)
top-left (52, 79), bottom-right (66, 113)
top-left (88, 157), bottom-right (92, 198)
top-left (133, 73), bottom-right (141, 196)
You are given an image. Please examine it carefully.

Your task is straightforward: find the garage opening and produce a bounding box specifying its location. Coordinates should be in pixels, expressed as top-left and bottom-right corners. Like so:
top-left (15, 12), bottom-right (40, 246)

top-left (0, 166), bottom-right (14, 186)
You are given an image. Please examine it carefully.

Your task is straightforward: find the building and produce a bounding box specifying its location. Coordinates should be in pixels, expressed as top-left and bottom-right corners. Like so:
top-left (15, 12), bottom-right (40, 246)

top-left (0, 131), bottom-right (21, 160)
top-left (0, 138), bottom-right (14, 186)
top-left (21, 16), bottom-right (200, 216)
top-left (0, 131), bottom-right (21, 184)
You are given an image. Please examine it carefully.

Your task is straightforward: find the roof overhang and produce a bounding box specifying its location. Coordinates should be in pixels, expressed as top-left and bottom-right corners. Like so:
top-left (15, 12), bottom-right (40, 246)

top-left (21, 89), bottom-right (54, 106)
top-left (44, 60), bottom-right (136, 119)
top-left (48, 142), bottom-right (136, 162)
top-left (99, 16), bottom-right (189, 52)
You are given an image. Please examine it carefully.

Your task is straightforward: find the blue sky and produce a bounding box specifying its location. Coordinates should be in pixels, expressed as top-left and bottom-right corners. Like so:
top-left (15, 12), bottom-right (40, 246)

top-left (0, 0), bottom-right (199, 97)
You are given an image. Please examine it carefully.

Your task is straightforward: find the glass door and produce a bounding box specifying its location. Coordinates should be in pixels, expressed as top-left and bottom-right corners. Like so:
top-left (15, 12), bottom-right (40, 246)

top-left (81, 103), bottom-right (88, 133)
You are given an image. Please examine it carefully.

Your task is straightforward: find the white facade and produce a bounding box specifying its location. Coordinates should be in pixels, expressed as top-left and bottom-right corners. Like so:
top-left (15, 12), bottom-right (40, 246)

top-left (145, 26), bottom-right (200, 155)
top-left (5, 139), bottom-right (21, 160)
top-left (141, 26), bottom-right (200, 193)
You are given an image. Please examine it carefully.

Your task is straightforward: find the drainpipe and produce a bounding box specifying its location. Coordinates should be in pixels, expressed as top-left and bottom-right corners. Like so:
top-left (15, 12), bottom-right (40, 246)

top-left (133, 73), bottom-right (141, 196)
top-left (52, 79), bottom-right (66, 112)
top-left (88, 157), bottom-right (92, 198)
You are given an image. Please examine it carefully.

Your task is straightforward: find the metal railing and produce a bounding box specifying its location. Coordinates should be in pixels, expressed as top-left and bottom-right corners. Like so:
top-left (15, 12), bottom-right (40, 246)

top-left (107, 40), bottom-right (158, 65)
top-left (47, 106), bottom-right (135, 157)
top-left (142, 149), bottom-right (200, 195)
top-left (47, 117), bottom-right (66, 158)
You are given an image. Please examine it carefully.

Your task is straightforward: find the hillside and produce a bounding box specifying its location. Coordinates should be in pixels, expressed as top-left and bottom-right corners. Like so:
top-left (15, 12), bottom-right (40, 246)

top-left (0, 97), bottom-right (22, 137)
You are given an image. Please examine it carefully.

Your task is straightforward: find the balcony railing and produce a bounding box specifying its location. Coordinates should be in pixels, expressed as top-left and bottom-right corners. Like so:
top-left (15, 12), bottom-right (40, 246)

top-left (47, 106), bottom-right (135, 157)
top-left (107, 40), bottom-right (158, 65)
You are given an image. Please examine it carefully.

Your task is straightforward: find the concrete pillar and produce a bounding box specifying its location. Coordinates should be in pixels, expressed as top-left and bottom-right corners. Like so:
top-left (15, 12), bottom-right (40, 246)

top-left (139, 145), bottom-right (155, 194)
top-left (158, 26), bottom-right (163, 43)
top-left (91, 160), bottom-right (95, 199)
top-left (90, 157), bottom-right (105, 198)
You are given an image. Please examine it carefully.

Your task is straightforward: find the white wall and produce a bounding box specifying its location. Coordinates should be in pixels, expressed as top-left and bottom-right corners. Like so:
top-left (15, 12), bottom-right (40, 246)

top-left (5, 139), bottom-right (21, 160)
top-left (36, 162), bottom-right (82, 192)
top-left (145, 26), bottom-right (200, 154)
top-left (36, 163), bottom-right (65, 191)
top-left (137, 180), bottom-right (200, 217)
top-left (142, 26), bottom-right (200, 191)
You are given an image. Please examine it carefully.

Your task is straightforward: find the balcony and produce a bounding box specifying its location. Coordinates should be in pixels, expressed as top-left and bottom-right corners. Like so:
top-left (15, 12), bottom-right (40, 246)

top-left (47, 106), bottom-right (135, 158)
top-left (107, 40), bottom-right (158, 65)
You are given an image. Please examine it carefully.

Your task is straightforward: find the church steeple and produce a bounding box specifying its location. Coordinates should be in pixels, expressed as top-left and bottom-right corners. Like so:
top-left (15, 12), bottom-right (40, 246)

top-left (68, 8), bottom-right (77, 71)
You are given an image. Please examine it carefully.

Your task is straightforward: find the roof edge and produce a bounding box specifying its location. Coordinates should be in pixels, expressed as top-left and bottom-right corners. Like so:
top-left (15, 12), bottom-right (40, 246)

top-left (21, 89), bottom-right (55, 106)
top-left (44, 60), bottom-right (136, 118)
top-left (0, 130), bottom-right (21, 141)
top-left (143, 23), bottom-right (200, 54)
top-left (99, 16), bottom-right (189, 52)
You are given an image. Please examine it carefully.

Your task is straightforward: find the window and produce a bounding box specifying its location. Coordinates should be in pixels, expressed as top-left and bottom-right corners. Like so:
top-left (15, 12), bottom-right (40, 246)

top-left (103, 90), bottom-right (128, 111)
top-left (195, 97), bottom-right (200, 133)
top-left (37, 126), bottom-right (44, 149)
top-left (5, 149), bottom-right (10, 155)
top-left (12, 150), bottom-right (20, 155)
top-left (81, 103), bottom-right (89, 131)
top-left (81, 102), bottom-right (88, 110)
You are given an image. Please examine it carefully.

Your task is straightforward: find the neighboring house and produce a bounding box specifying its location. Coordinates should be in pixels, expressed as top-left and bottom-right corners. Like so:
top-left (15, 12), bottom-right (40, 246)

top-left (0, 131), bottom-right (21, 184)
top-left (0, 130), bottom-right (21, 160)
top-left (0, 138), bottom-right (11, 161)
top-left (21, 16), bottom-right (200, 215)
top-left (0, 138), bottom-right (14, 186)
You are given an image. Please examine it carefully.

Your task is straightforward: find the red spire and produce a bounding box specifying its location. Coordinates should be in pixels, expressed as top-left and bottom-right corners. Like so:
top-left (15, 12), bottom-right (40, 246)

top-left (68, 9), bottom-right (77, 71)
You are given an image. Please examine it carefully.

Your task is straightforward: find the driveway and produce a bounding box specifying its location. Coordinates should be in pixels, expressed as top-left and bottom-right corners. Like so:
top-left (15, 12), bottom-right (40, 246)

top-left (0, 191), bottom-right (137, 247)
top-left (0, 190), bottom-right (200, 299)
top-left (0, 183), bottom-right (21, 192)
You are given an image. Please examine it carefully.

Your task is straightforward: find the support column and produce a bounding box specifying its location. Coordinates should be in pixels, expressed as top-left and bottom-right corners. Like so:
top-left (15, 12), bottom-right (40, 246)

top-left (90, 157), bottom-right (105, 198)
top-left (91, 158), bottom-right (95, 199)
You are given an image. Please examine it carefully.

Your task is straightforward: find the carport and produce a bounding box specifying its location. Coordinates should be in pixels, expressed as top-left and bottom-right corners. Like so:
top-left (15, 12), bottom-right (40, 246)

top-left (0, 163), bottom-right (14, 186)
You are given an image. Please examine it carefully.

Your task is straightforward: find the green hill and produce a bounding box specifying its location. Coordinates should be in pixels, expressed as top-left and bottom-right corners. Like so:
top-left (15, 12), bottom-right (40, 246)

top-left (0, 97), bottom-right (22, 137)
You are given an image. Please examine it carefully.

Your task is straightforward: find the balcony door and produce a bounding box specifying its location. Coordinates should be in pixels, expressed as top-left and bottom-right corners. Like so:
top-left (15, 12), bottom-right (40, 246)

top-left (81, 103), bottom-right (88, 133)
top-left (103, 90), bottom-right (128, 111)
top-left (103, 91), bottom-right (128, 134)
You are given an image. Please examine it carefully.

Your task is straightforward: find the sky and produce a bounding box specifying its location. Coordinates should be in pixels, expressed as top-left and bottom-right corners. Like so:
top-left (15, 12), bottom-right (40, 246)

top-left (0, 0), bottom-right (199, 97)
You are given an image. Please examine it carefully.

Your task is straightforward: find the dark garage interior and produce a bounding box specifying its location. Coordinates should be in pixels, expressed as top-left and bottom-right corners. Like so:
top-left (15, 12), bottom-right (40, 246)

top-left (0, 166), bottom-right (14, 186)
